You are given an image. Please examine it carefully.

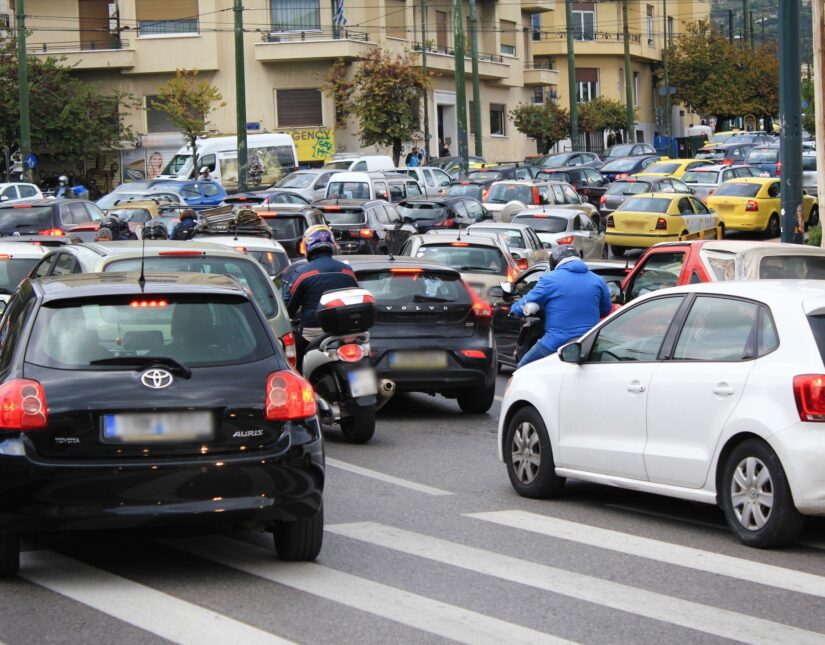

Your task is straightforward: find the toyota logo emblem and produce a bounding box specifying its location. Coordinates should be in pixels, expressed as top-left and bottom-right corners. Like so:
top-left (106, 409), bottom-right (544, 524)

top-left (140, 368), bottom-right (174, 389)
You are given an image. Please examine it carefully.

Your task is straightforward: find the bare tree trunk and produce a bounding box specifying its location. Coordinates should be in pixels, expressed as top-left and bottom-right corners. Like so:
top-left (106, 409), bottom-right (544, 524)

top-left (392, 139), bottom-right (402, 167)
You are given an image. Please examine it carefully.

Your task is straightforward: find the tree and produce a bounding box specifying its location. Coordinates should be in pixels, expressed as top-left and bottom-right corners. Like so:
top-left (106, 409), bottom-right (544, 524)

top-left (322, 50), bottom-right (430, 165)
top-left (509, 100), bottom-right (570, 154)
top-left (0, 36), bottom-right (138, 167)
top-left (151, 69), bottom-right (225, 171)
top-left (577, 97), bottom-right (633, 137)
top-left (802, 78), bottom-right (815, 135)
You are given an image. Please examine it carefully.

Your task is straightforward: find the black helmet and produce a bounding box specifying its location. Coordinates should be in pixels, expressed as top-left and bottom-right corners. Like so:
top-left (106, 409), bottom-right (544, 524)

top-left (142, 220), bottom-right (168, 240)
top-left (99, 215), bottom-right (122, 235)
top-left (549, 244), bottom-right (579, 270)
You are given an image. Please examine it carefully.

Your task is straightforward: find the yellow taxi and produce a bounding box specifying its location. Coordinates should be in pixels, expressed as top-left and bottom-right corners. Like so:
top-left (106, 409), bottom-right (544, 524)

top-left (637, 158), bottom-right (713, 179)
top-left (707, 177), bottom-right (819, 237)
top-left (605, 192), bottom-right (722, 256)
top-left (703, 130), bottom-right (740, 147)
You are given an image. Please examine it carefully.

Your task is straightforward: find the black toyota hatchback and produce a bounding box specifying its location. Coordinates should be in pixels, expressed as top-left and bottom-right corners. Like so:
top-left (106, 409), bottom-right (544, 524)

top-left (343, 256), bottom-right (497, 413)
top-left (0, 272), bottom-right (324, 576)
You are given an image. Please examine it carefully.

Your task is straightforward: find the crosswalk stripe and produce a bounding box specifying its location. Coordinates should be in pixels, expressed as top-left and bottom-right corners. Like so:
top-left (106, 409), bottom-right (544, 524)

top-left (326, 457), bottom-right (454, 496)
top-left (167, 536), bottom-right (573, 645)
top-left (20, 550), bottom-right (292, 645)
top-left (467, 510), bottom-right (825, 598)
top-left (327, 522), bottom-right (825, 645)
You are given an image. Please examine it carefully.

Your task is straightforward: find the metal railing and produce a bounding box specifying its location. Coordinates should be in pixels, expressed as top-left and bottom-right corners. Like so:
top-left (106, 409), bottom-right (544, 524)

top-left (28, 39), bottom-right (130, 53)
top-left (137, 19), bottom-right (199, 36)
top-left (412, 41), bottom-right (504, 64)
top-left (523, 61), bottom-right (555, 71)
top-left (534, 30), bottom-right (642, 44)
top-left (263, 28), bottom-right (370, 43)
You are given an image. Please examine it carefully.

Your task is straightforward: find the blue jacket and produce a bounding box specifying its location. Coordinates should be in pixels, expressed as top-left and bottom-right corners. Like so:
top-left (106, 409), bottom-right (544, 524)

top-left (511, 258), bottom-right (611, 352)
top-left (283, 253), bottom-right (359, 329)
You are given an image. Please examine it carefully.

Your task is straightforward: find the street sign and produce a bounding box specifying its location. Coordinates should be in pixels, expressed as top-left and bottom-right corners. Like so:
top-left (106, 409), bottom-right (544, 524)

top-left (246, 122), bottom-right (261, 131)
top-left (24, 154), bottom-right (37, 170)
top-left (801, 100), bottom-right (809, 109)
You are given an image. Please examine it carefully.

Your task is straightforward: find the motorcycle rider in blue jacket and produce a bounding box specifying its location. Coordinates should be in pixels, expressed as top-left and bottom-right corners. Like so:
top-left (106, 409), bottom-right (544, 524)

top-left (510, 245), bottom-right (611, 368)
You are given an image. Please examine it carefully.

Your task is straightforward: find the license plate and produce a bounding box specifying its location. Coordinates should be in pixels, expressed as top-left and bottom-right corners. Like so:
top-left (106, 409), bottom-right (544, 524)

top-left (389, 350), bottom-right (448, 369)
top-left (348, 369), bottom-right (377, 397)
top-left (102, 411), bottom-right (214, 443)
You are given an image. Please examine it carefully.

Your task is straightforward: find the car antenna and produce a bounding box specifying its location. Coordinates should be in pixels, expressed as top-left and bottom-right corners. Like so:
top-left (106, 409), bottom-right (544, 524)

top-left (138, 223), bottom-right (147, 292)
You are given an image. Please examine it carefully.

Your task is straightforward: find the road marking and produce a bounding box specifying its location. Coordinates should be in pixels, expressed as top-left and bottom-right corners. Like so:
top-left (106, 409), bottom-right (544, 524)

top-left (169, 536), bottom-right (573, 645)
top-left (326, 457), bottom-right (453, 496)
top-left (20, 550), bottom-right (291, 645)
top-left (468, 510), bottom-right (825, 598)
top-left (327, 522), bottom-right (825, 645)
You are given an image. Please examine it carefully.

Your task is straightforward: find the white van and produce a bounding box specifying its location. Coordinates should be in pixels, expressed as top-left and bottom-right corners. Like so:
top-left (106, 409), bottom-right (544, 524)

top-left (323, 154), bottom-right (394, 172)
top-left (325, 172), bottom-right (424, 202)
top-left (158, 133), bottom-right (299, 192)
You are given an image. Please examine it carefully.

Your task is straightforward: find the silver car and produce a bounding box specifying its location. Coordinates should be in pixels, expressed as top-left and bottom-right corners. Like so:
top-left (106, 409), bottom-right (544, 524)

top-left (395, 167), bottom-right (454, 198)
top-left (511, 208), bottom-right (606, 259)
top-left (465, 222), bottom-right (548, 266)
top-left (681, 164), bottom-right (762, 204)
top-left (273, 169), bottom-right (343, 202)
top-left (803, 152), bottom-right (818, 197)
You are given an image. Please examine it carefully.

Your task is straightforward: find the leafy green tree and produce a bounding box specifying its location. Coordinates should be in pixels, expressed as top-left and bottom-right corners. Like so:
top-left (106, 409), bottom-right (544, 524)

top-left (0, 35), bottom-right (138, 168)
top-left (509, 100), bottom-right (570, 154)
top-left (803, 78), bottom-right (815, 135)
top-left (151, 69), bottom-right (225, 171)
top-left (322, 50), bottom-right (430, 165)
top-left (578, 97), bottom-right (633, 136)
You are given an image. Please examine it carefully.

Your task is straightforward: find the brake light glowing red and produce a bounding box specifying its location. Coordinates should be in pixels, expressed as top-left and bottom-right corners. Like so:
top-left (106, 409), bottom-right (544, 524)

top-left (616, 173), bottom-right (629, 180)
top-left (720, 159), bottom-right (733, 165)
top-left (556, 235), bottom-right (574, 245)
top-left (324, 205), bottom-right (342, 211)
top-left (390, 267), bottom-right (423, 274)
top-left (599, 195), bottom-right (607, 205)
top-left (158, 250), bottom-right (204, 256)
top-left (776, 162), bottom-right (782, 176)
top-left (444, 218), bottom-right (454, 227)
top-left (655, 217), bottom-right (668, 230)
top-left (794, 375), bottom-right (825, 421)
top-left (745, 200), bottom-right (759, 212)
top-left (129, 300), bottom-right (168, 308)
top-left (0, 379), bottom-right (47, 430)
top-left (532, 186), bottom-right (541, 204)
top-left (451, 242), bottom-right (470, 247)
top-left (337, 343), bottom-right (365, 362)
top-left (281, 332), bottom-right (297, 369)
top-left (38, 228), bottom-right (65, 236)
top-left (464, 282), bottom-right (492, 318)
top-left (0, 254), bottom-right (11, 260)
top-left (359, 228), bottom-right (374, 238)
top-left (516, 258), bottom-right (529, 270)
top-left (507, 267), bottom-right (519, 283)
top-left (234, 246), bottom-right (247, 253)
top-left (265, 371), bottom-right (316, 421)
top-left (461, 349), bottom-right (486, 359)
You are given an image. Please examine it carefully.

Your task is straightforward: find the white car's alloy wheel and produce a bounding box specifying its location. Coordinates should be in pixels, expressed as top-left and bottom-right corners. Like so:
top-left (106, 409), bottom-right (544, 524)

top-left (510, 421), bottom-right (541, 485)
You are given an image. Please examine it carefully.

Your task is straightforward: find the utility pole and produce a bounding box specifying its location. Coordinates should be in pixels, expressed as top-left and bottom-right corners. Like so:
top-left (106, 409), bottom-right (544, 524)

top-left (728, 10), bottom-right (734, 44)
top-left (749, 10), bottom-right (754, 49)
top-left (622, 0), bottom-right (634, 142)
top-left (468, 0), bottom-right (482, 157)
top-left (743, 0), bottom-right (750, 47)
top-left (779, 0), bottom-right (802, 243)
top-left (233, 0), bottom-right (249, 192)
top-left (16, 0), bottom-right (31, 183)
top-left (420, 0), bottom-right (430, 160)
top-left (813, 0), bottom-right (825, 225)
top-left (453, 0), bottom-right (469, 179)
top-left (565, 0), bottom-right (577, 151)
top-left (662, 0), bottom-right (671, 141)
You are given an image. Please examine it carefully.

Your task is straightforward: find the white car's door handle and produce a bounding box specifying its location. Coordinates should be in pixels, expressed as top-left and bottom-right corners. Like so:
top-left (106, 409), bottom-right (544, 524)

top-left (713, 382), bottom-right (735, 396)
top-left (627, 381), bottom-right (645, 393)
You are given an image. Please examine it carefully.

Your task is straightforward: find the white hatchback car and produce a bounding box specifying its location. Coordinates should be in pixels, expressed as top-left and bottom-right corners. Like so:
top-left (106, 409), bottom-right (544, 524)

top-left (498, 280), bottom-right (825, 548)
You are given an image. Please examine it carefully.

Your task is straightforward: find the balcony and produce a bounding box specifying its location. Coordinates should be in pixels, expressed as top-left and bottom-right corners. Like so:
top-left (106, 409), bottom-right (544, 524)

top-left (521, 0), bottom-right (554, 13)
top-left (254, 29), bottom-right (376, 63)
top-left (532, 30), bottom-right (659, 61)
top-left (28, 39), bottom-right (136, 70)
top-left (523, 62), bottom-right (559, 86)
top-left (411, 42), bottom-right (511, 82)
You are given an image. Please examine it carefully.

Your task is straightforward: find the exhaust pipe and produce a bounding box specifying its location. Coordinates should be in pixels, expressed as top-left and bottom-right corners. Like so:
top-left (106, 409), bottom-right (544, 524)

top-left (376, 379), bottom-right (396, 410)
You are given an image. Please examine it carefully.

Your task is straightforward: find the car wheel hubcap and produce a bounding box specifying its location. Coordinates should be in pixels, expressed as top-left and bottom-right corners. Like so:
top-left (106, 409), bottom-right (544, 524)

top-left (730, 456), bottom-right (773, 531)
top-left (511, 421), bottom-right (540, 485)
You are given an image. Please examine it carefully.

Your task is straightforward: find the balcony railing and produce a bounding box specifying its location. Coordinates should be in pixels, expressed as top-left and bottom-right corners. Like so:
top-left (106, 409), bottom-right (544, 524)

top-left (28, 39), bottom-right (130, 53)
top-left (138, 19), bottom-right (199, 36)
top-left (534, 30), bottom-right (642, 44)
top-left (263, 28), bottom-right (370, 43)
top-left (412, 41), bottom-right (503, 63)
top-left (524, 61), bottom-right (555, 71)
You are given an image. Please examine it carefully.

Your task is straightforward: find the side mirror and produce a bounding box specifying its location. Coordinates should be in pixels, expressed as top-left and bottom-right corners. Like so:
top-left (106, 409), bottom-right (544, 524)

top-left (500, 281), bottom-right (515, 295)
top-left (559, 342), bottom-right (582, 364)
top-left (0, 196), bottom-right (7, 202)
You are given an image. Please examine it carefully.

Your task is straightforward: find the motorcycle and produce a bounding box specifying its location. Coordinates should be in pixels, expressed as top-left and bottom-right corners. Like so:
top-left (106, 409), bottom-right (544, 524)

top-left (300, 287), bottom-right (395, 444)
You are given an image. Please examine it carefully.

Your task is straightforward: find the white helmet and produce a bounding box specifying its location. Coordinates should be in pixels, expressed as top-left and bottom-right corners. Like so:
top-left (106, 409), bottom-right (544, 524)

top-left (58, 175), bottom-right (69, 184)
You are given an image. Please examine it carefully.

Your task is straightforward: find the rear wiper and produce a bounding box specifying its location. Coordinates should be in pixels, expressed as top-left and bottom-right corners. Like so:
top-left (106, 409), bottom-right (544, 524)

top-left (89, 356), bottom-right (192, 378)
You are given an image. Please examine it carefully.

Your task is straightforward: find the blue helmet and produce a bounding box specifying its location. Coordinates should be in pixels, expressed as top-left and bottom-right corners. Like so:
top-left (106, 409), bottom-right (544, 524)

top-left (303, 225), bottom-right (335, 259)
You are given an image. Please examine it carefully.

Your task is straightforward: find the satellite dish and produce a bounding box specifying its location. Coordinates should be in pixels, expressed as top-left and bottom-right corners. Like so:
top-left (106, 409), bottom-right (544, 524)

top-left (499, 201), bottom-right (526, 223)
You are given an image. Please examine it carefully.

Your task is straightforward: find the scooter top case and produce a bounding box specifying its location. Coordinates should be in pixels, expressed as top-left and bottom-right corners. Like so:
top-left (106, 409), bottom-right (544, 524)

top-left (316, 288), bottom-right (375, 335)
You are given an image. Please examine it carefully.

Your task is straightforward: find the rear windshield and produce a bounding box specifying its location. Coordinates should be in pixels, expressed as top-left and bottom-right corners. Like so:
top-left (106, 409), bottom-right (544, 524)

top-left (807, 315), bottom-right (825, 364)
top-left (618, 197), bottom-right (672, 213)
top-left (0, 258), bottom-right (40, 293)
top-left (103, 257), bottom-right (278, 317)
top-left (712, 183), bottom-right (761, 198)
top-left (709, 134), bottom-right (735, 144)
top-left (0, 207), bottom-right (53, 232)
top-left (643, 162), bottom-right (680, 174)
top-left (682, 171), bottom-right (719, 185)
top-left (605, 180), bottom-right (653, 195)
top-left (759, 255), bottom-right (825, 279)
top-left (605, 144), bottom-right (635, 158)
top-left (513, 215), bottom-right (568, 233)
top-left (324, 161), bottom-right (353, 170)
top-left (447, 184), bottom-right (483, 198)
top-left (600, 158), bottom-right (644, 172)
top-left (326, 181), bottom-right (371, 200)
top-left (415, 244), bottom-right (507, 275)
top-left (356, 269), bottom-right (470, 304)
top-left (486, 184), bottom-right (533, 204)
top-left (469, 227), bottom-right (525, 248)
top-left (747, 149), bottom-right (779, 163)
top-left (803, 156), bottom-right (817, 171)
top-left (468, 171), bottom-right (503, 181)
top-left (537, 154), bottom-right (570, 167)
top-left (397, 203), bottom-right (448, 221)
top-left (276, 173), bottom-right (315, 189)
top-left (108, 208), bottom-right (152, 223)
top-left (320, 208), bottom-right (366, 225)
top-left (695, 149), bottom-right (725, 160)
top-left (539, 172), bottom-right (571, 183)
top-left (260, 216), bottom-right (305, 239)
top-left (247, 250), bottom-right (290, 276)
top-left (26, 296), bottom-right (273, 369)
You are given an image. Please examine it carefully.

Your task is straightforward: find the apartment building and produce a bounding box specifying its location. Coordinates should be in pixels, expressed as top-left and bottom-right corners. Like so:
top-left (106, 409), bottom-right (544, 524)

top-left (15, 0), bottom-right (560, 182)
top-left (531, 0), bottom-right (707, 146)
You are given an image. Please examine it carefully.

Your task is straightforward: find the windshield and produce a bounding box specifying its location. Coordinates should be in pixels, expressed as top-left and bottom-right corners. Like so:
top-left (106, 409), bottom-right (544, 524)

top-left (682, 171), bottom-right (719, 185)
top-left (712, 183), bottom-right (761, 198)
top-left (26, 296), bottom-right (272, 369)
top-left (0, 258), bottom-right (40, 293)
top-left (161, 154), bottom-right (192, 177)
top-left (260, 216), bottom-right (305, 239)
top-left (356, 269), bottom-right (471, 304)
top-left (326, 181), bottom-right (371, 200)
top-left (486, 184), bottom-right (533, 204)
top-left (747, 149), bottom-right (780, 164)
top-left (760, 256), bottom-right (825, 279)
top-left (643, 162), bottom-right (681, 174)
top-left (605, 180), bottom-right (653, 195)
top-left (276, 173), bottom-right (315, 189)
top-left (397, 203), bottom-right (448, 221)
top-left (103, 257), bottom-right (278, 317)
top-left (415, 244), bottom-right (506, 275)
top-left (512, 215), bottom-right (568, 233)
top-left (447, 184), bottom-right (483, 199)
top-left (618, 197), bottom-right (672, 213)
top-left (601, 158), bottom-right (645, 172)
top-left (538, 154), bottom-right (571, 167)
top-left (247, 250), bottom-right (290, 276)
top-left (0, 207), bottom-right (53, 233)
top-left (321, 208), bottom-right (366, 225)
top-left (604, 144), bottom-right (635, 158)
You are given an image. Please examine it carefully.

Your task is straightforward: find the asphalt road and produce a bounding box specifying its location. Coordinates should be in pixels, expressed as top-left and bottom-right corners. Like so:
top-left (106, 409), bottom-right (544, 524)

top-left (3, 372), bottom-right (825, 644)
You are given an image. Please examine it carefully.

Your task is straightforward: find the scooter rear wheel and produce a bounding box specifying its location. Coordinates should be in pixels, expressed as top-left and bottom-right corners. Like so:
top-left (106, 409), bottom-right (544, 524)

top-left (340, 405), bottom-right (376, 444)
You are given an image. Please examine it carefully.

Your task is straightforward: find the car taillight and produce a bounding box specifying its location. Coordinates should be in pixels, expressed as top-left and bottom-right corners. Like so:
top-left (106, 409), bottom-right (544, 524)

top-left (0, 379), bottom-right (47, 430)
top-left (720, 159), bottom-right (733, 165)
top-left (443, 218), bottom-right (454, 227)
top-left (265, 371), bottom-right (316, 421)
top-left (599, 195), bottom-right (607, 205)
top-left (707, 189), bottom-right (715, 196)
top-left (745, 200), bottom-right (759, 212)
top-left (358, 228), bottom-right (374, 238)
top-left (606, 216), bottom-right (615, 228)
top-left (556, 235), bottom-right (574, 245)
top-left (507, 267), bottom-right (519, 283)
top-left (336, 343), bottom-right (365, 362)
top-left (516, 257), bottom-right (529, 270)
top-left (793, 375), bottom-right (825, 421)
top-left (776, 162), bottom-right (782, 176)
top-left (38, 228), bottom-right (65, 237)
top-left (481, 189), bottom-right (489, 200)
top-left (280, 332), bottom-right (297, 369)
top-left (655, 217), bottom-right (668, 230)
top-left (532, 186), bottom-right (541, 204)
top-left (461, 349), bottom-right (486, 359)
top-left (465, 282), bottom-right (492, 318)
top-left (616, 173), bottom-right (629, 180)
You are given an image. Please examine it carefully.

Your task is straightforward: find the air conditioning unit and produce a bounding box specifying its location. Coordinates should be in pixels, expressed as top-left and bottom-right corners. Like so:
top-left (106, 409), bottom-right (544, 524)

top-left (0, 14), bottom-right (11, 30)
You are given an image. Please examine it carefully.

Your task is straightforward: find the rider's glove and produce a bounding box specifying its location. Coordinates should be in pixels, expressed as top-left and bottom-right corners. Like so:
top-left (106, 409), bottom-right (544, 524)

top-left (522, 302), bottom-right (540, 315)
